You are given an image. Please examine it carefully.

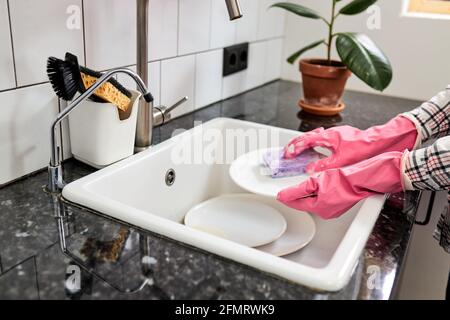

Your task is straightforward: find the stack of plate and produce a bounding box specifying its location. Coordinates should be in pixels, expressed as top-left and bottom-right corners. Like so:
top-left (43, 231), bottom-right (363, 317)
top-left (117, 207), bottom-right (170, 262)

top-left (184, 148), bottom-right (316, 257)
top-left (185, 194), bottom-right (315, 256)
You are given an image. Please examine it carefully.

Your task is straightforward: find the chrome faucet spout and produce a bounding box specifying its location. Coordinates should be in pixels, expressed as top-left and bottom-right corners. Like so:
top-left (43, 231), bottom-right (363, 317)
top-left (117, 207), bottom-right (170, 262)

top-left (225, 0), bottom-right (243, 20)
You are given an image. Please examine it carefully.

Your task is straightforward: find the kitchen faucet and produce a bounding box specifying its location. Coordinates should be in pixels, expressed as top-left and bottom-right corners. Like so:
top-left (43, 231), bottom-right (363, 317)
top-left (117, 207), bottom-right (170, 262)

top-left (48, 0), bottom-right (242, 193)
top-left (134, 0), bottom-right (243, 151)
top-left (47, 68), bottom-right (187, 193)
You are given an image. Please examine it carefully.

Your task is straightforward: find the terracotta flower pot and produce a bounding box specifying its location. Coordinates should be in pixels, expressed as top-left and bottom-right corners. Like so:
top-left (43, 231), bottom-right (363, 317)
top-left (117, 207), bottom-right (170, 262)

top-left (299, 58), bottom-right (351, 116)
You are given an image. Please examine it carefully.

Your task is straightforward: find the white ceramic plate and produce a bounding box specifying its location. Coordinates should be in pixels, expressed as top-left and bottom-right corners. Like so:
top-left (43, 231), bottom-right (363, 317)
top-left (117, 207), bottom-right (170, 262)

top-left (184, 194), bottom-right (287, 247)
top-left (256, 203), bottom-right (316, 257)
top-left (229, 148), bottom-right (310, 198)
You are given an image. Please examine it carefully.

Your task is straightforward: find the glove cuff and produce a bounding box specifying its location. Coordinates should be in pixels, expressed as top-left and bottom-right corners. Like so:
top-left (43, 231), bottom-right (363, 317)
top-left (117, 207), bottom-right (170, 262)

top-left (399, 114), bottom-right (422, 150)
top-left (401, 150), bottom-right (414, 191)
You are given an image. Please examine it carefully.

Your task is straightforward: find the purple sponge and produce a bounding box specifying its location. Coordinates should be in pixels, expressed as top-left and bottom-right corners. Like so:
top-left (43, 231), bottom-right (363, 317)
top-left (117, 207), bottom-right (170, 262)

top-left (262, 148), bottom-right (321, 178)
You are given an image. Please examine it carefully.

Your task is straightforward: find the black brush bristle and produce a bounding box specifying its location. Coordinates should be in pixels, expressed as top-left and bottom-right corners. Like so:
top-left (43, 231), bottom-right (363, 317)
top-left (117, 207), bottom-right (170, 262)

top-left (47, 52), bottom-right (133, 102)
top-left (46, 56), bottom-right (80, 101)
top-left (65, 52), bottom-right (131, 99)
top-left (63, 52), bottom-right (106, 103)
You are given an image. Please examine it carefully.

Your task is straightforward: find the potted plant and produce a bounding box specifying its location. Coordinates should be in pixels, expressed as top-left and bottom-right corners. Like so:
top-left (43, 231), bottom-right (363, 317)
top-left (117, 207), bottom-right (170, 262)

top-left (271, 0), bottom-right (392, 116)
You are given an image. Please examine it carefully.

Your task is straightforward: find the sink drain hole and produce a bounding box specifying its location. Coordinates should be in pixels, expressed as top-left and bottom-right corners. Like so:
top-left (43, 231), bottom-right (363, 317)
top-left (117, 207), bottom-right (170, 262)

top-left (165, 169), bottom-right (176, 186)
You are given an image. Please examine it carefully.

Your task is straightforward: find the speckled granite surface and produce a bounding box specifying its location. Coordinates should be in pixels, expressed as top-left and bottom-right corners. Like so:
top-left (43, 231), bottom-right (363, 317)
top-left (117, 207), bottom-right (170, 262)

top-left (0, 80), bottom-right (423, 300)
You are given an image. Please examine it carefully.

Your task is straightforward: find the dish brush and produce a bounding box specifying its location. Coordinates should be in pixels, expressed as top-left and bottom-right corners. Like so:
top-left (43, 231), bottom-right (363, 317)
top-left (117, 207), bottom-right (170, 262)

top-left (47, 52), bottom-right (133, 112)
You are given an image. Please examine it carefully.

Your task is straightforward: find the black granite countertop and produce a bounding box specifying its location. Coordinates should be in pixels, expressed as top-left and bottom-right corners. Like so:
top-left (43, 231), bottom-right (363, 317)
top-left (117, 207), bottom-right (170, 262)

top-left (0, 80), bottom-right (423, 300)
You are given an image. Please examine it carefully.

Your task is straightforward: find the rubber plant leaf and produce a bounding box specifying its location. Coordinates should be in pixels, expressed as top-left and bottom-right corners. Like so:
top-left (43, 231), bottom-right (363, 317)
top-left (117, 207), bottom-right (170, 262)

top-left (339, 0), bottom-right (378, 15)
top-left (336, 33), bottom-right (392, 91)
top-left (271, 2), bottom-right (324, 20)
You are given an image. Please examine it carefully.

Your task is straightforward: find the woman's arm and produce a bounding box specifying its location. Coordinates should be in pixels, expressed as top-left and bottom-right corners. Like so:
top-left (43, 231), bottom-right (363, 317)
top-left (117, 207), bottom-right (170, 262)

top-left (404, 136), bottom-right (450, 191)
top-left (403, 137), bottom-right (450, 253)
top-left (403, 85), bottom-right (450, 146)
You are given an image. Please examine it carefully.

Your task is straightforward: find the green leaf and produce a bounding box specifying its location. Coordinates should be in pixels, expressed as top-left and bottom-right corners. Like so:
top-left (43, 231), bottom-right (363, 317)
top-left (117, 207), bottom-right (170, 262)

top-left (270, 2), bottom-right (324, 20)
top-left (339, 0), bottom-right (377, 15)
top-left (336, 33), bottom-right (392, 91)
top-left (287, 40), bottom-right (325, 64)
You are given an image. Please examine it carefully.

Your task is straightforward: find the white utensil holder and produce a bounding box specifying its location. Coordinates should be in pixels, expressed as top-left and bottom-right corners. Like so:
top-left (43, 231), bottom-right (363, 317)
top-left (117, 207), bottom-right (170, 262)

top-left (68, 90), bottom-right (141, 168)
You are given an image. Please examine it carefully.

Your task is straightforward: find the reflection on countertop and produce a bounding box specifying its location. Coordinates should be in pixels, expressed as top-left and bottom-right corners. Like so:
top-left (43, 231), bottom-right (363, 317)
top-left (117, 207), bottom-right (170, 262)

top-left (0, 80), bottom-right (422, 300)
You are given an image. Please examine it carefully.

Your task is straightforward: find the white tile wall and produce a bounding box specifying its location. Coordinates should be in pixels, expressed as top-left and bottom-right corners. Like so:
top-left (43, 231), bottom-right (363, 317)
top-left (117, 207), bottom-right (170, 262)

top-left (0, 84), bottom-right (58, 184)
top-left (0, 0), bottom-right (285, 185)
top-left (161, 55), bottom-right (196, 118)
top-left (210, 0), bottom-right (237, 49)
top-left (222, 69), bottom-right (244, 100)
top-left (84, 0), bottom-right (136, 70)
top-left (85, 0), bottom-right (179, 69)
top-left (195, 49), bottom-right (223, 109)
top-left (257, 0), bottom-right (286, 40)
top-left (235, 0), bottom-right (260, 43)
top-left (9, 0), bottom-right (84, 86)
top-left (148, 0), bottom-right (178, 61)
top-left (265, 38), bottom-right (283, 82)
top-left (246, 41), bottom-right (268, 90)
top-left (178, 0), bottom-right (211, 55)
top-left (0, 0), bottom-right (15, 90)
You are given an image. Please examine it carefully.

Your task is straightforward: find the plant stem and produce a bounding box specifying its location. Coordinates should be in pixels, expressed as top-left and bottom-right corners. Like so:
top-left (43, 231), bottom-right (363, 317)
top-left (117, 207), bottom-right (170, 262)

top-left (327, 0), bottom-right (337, 65)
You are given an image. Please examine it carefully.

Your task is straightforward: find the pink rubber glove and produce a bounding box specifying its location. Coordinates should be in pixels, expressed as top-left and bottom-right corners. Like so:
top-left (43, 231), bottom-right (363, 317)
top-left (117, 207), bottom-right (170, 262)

top-left (277, 152), bottom-right (405, 219)
top-left (284, 116), bottom-right (418, 173)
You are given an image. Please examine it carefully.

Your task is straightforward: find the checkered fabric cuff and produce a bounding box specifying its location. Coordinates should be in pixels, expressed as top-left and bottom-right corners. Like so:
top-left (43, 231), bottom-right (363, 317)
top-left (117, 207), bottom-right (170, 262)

top-left (403, 137), bottom-right (450, 191)
top-left (402, 85), bottom-right (450, 144)
top-left (400, 114), bottom-right (422, 150)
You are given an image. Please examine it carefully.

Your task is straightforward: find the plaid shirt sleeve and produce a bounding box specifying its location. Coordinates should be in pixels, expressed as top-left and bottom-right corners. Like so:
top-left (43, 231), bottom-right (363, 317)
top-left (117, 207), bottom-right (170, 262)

top-left (403, 137), bottom-right (450, 253)
top-left (402, 85), bottom-right (450, 145)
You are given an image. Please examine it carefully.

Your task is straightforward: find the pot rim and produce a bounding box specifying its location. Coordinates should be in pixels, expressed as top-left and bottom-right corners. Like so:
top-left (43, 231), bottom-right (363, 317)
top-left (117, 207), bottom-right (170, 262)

top-left (300, 58), bottom-right (347, 70)
top-left (299, 58), bottom-right (351, 79)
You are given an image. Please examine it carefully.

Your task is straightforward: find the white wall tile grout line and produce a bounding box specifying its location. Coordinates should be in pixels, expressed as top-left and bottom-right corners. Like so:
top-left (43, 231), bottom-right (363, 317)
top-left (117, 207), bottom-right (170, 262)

top-left (81, 0), bottom-right (87, 67)
top-left (5, 0), bottom-right (18, 87)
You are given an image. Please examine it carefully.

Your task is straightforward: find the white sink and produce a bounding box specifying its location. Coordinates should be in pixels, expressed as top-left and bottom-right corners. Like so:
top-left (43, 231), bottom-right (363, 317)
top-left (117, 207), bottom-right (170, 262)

top-left (62, 118), bottom-right (386, 291)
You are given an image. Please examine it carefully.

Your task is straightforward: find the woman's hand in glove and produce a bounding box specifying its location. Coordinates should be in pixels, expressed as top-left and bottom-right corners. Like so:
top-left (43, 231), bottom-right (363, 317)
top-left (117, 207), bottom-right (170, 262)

top-left (277, 152), bottom-right (406, 219)
top-left (283, 116), bottom-right (418, 173)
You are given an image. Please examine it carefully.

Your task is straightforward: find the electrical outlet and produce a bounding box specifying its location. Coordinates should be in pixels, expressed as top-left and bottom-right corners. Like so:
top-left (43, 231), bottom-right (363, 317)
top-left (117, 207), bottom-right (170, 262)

top-left (223, 43), bottom-right (249, 76)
